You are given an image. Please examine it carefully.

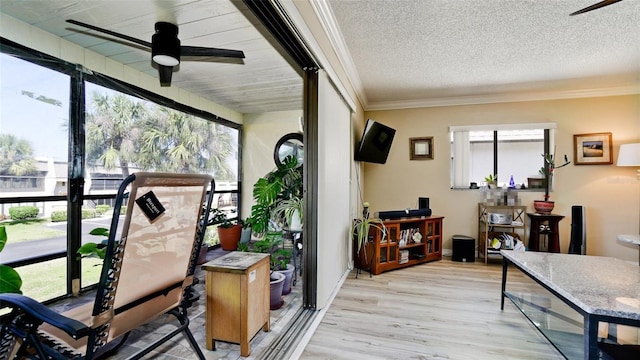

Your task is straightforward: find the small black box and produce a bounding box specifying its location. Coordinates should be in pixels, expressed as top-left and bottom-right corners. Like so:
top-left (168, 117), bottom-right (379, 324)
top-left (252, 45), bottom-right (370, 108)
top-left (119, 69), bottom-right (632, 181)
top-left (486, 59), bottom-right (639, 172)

top-left (452, 235), bottom-right (475, 262)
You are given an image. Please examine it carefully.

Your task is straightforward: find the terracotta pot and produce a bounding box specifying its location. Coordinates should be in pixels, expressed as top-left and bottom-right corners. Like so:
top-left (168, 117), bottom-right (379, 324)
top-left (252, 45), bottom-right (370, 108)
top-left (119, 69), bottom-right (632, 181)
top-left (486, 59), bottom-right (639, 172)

top-left (217, 224), bottom-right (242, 251)
top-left (533, 200), bottom-right (554, 214)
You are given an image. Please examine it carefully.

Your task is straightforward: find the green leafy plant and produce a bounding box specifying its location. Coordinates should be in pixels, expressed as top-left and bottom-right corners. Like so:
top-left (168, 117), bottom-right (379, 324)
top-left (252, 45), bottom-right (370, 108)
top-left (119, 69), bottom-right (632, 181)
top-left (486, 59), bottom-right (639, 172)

top-left (351, 216), bottom-right (387, 261)
top-left (484, 174), bottom-right (497, 183)
top-left (77, 227), bottom-right (109, 260)
top-left (210, 208), bottom-right (240, 228)
top-left (239, 231), bottom-right (291, 271)
top-left (271, 196), bottom-right (303, 230)
top-left (0, 225), bottom-right (22, 294)
top-left (249, 155), bottom-right (302, 235)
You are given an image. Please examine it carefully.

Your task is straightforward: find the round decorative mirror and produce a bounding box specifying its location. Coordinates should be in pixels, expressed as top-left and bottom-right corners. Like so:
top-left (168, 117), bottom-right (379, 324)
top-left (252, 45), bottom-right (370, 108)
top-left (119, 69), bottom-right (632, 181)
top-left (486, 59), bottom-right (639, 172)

top-left (274, 132), bottom-right (304, 168)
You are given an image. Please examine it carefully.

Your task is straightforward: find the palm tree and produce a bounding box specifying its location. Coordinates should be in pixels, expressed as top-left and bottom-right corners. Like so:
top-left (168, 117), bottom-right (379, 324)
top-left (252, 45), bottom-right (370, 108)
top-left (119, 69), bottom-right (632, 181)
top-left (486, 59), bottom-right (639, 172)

top-left (85, 92), bottom-right (146, 176)
top-left (136, 107), bottom-right (235, 178)
top-left (0, 134), bottom-right (36, 176)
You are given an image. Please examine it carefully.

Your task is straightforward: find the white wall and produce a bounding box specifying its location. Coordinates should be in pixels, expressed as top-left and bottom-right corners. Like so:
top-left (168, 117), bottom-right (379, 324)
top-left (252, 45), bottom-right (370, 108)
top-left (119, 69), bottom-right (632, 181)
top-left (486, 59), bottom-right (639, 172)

top-left (241, 111), bottom-right (302, 218)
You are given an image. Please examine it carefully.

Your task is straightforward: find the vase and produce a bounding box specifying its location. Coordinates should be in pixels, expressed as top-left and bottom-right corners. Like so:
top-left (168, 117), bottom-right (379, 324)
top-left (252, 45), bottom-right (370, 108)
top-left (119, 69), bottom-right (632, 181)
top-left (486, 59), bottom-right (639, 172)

top-left (270, 271), bottom-right (285, 310)
top-left (533, 200), bottom-right (554, 214)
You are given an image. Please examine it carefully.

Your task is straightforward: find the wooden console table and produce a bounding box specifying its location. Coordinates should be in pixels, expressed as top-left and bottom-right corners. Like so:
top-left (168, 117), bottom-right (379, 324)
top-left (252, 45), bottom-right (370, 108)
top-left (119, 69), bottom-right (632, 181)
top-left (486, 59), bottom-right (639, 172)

top-left (501, 251), bottom-right (640, 359)
top-left (202, 252), bottom-right (270, 356)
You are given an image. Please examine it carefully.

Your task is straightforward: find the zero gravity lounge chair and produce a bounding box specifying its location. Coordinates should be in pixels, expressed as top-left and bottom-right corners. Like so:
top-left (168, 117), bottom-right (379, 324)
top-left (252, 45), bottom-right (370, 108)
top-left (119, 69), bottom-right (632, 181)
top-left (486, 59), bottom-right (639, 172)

top-left (0, 172), bottom-right (214, 359)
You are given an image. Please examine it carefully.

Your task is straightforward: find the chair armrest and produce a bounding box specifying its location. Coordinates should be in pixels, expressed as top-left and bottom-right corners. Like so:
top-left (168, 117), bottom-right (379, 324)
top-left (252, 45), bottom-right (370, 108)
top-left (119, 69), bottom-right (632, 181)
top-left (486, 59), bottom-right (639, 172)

top-left (0, 293), bottom-right (90, 339)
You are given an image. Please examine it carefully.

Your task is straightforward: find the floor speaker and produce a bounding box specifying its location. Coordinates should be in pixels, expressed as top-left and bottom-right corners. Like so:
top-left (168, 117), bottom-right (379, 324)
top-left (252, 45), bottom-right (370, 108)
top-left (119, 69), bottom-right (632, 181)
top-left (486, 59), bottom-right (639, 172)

top-left (452, 235), bottom-right (475, 262)
top-left (569, 205), bottom-right (586, 255)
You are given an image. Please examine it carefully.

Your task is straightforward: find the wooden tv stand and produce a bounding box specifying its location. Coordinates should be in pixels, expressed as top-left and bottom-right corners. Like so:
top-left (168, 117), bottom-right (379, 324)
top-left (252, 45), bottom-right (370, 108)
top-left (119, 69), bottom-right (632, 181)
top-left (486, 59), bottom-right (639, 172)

top-left (355, 216), bottom-right (443, 275)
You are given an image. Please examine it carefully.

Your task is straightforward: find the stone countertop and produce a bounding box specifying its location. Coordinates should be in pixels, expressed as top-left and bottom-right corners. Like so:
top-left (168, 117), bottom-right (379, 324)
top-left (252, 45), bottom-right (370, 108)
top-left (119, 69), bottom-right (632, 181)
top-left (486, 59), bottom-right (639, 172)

top-left (501, 251), bottom-right (640, 321)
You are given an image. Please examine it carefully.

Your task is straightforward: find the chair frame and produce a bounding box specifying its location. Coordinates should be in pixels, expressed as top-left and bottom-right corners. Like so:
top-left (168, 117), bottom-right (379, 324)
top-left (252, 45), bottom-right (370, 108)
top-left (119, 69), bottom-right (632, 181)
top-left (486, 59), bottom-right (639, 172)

top-left (0, 172), bottom-right (215, 359)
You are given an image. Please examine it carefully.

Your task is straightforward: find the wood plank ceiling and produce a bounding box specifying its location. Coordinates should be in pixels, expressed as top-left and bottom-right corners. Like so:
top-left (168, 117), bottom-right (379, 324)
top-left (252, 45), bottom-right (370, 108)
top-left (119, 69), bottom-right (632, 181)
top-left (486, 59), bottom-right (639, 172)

top-left (0, 0), bottom-right (303, 114)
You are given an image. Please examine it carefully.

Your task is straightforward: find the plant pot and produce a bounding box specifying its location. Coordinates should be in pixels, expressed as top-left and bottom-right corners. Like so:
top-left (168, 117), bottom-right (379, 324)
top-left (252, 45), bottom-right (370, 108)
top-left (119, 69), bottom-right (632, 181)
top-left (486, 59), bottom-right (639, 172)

top-left (240, 227), bottom-right (252, 244)
top-left (218, 224), bottom-right (242, 251)
top-left (196, 244), bottom-right (209, 265)
top-left (288, 209), bottom-right (302, 231)
top-left (270, 271), bottom-right (285, 310)
top-left (277, 263), bottom-right (295, 295)
top-left (534, 200), bottom-right (555, 214)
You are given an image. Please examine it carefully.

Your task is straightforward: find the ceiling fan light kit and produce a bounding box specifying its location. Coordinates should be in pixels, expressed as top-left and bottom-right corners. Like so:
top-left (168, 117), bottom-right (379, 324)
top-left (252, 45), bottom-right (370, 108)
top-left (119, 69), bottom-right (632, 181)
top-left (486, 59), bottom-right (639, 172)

top-left (151, 22), bottom-right (181, 66)
top-left (66, 19), bottom-right (245, 87)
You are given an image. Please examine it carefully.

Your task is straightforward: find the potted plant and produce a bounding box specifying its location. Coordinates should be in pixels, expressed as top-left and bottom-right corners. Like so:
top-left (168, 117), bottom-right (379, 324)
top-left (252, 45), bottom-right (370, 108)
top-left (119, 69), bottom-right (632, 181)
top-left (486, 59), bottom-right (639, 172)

top-left (249, 155), bottom-right (303, 236)
top-left (271, 196), bottom-right (303, 231)
top-left (484, 174), bottom-right (497, 189)
top-left (534, 153), bottom-right (570, 214)
top-left (240, 217), bottom-right (253, 245)
top-left (250, 231), bottom-right (292, 309)
top-left (351, 213), bottom-right (387, 275)
top-left (210, 208), bottom-right (242, 251)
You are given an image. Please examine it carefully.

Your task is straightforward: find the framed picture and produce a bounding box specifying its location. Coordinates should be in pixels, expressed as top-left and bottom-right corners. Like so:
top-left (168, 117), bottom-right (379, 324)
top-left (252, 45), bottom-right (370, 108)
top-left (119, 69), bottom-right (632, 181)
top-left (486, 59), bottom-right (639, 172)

top-left (573, 132), bottom-right (613, 165)
top-left (410, 137), bottom-right (433, 160)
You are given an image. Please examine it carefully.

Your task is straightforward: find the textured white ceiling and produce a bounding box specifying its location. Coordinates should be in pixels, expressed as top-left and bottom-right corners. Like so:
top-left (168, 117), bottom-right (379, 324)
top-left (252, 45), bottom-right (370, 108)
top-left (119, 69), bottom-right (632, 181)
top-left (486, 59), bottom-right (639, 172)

top-left (325, 0), bottom-right (640, 109)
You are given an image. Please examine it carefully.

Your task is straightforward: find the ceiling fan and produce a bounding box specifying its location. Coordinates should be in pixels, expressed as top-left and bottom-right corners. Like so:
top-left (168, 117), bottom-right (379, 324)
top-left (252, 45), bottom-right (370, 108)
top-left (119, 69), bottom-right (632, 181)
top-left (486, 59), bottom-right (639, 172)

top-left (66, 19), bottom-right (245, 87)
top-left (570, 0), bottom-right (623, 15)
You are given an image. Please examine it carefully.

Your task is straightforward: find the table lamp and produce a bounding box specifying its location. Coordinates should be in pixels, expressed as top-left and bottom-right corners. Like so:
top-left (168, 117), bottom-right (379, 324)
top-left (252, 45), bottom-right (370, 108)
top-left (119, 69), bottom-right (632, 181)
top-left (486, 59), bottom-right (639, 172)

top-left (617, 143), bottom-right (640, 179)
top-left (617, 142), bottom-right (640, 265)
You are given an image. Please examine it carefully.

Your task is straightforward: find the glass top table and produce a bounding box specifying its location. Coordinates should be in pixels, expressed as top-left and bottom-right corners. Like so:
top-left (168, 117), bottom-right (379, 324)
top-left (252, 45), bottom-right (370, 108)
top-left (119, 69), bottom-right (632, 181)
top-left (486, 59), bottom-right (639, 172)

top-left (500, 251), bottom-right (640, 359)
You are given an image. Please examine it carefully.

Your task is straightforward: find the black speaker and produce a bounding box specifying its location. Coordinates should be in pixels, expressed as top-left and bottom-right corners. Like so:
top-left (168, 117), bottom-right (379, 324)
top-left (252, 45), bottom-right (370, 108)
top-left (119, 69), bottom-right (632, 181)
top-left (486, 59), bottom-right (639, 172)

top-left (418, 197), bottom-right (430, 209)
top-left (452, 235), bottom-right (475, 262)
top-left (569, 205), bottom-right (586, 255)
top-left (377, 208), bottom-right (432, 220)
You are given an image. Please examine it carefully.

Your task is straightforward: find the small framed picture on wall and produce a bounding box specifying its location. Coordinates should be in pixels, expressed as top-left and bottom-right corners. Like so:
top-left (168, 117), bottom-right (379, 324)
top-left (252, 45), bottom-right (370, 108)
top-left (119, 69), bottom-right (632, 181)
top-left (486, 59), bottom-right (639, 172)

top-left (573, 132), bottom-right (613, 165)
top-left (410, 137), bottom-right (434, 160)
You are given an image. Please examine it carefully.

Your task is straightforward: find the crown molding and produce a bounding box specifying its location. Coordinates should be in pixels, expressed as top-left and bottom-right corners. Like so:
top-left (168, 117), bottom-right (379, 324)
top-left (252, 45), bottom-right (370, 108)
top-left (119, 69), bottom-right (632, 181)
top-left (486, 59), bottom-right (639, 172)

top-left (365, 85), bottom-right (640, 111)
top-left (309, 0), bottom-right (368, 109)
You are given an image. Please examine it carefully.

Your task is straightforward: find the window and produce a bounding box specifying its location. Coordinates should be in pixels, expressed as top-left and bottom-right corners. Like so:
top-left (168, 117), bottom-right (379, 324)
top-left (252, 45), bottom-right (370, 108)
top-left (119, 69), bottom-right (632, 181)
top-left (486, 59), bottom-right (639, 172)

top-left (450, 123), bottom-right (555, 189)
top-left (1, 42), bottom-right (241, 301)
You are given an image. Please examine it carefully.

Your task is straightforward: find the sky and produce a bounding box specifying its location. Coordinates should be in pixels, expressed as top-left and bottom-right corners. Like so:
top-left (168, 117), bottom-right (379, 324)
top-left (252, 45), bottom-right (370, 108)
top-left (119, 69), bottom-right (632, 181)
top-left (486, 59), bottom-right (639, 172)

top-left (1, 53), bottom-right (69, 162)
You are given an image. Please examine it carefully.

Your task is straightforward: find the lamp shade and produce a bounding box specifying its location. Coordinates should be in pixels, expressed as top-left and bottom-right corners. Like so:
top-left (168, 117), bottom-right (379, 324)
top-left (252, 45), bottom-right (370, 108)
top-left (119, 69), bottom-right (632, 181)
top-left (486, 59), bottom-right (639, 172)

top-left (617, 143), bottom-right (640, 166)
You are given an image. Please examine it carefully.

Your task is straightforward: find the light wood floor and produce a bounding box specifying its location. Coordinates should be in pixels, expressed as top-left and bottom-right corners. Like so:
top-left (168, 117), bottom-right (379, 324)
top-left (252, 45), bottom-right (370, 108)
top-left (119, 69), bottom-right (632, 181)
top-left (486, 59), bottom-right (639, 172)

top-left (300, 258), bottom-right (564, 360)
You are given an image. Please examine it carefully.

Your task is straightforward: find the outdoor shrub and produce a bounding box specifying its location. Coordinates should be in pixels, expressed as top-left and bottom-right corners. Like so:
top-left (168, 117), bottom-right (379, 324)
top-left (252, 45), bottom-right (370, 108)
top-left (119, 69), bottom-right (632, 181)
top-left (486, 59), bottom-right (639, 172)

top-left (81, 209), bottom-right (97, 219)
top-left (50, 211), bottom-right (67, 222)
top-left (8, 206), bottom-right (39, 220)
top-left (95, 205), bottom-right (110, 215)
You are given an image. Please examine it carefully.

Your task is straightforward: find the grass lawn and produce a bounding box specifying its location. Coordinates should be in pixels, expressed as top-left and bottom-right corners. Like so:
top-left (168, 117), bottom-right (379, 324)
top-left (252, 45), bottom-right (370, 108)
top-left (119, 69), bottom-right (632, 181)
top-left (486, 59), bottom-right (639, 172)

top-left (1, 218), bottom-right (65, 243)
top-left (18, 257), bottom-right (102, 302)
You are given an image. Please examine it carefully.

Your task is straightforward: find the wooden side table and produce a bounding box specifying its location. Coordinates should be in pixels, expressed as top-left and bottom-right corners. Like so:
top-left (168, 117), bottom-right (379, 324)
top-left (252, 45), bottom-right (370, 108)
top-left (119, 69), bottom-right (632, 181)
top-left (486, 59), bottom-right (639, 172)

top-left (527, 213), bottom-right (565, 253)
top-left (202, 252), bottom-right (270, 356)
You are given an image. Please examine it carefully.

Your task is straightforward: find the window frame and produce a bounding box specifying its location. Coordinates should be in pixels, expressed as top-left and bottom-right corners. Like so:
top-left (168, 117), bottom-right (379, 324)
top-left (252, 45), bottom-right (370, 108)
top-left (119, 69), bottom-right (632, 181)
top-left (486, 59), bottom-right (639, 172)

top-left (0, 38), bottom-right (242, 302)
top-left (449, 122), bottom-right (556, 190)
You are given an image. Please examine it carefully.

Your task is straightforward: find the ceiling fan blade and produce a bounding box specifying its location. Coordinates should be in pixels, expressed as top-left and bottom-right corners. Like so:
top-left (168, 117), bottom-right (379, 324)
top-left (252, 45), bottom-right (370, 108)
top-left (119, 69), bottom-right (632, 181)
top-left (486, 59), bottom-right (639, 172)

top-left (570, 0), bottom-right (623, 16)
top-left (181, 45), bottom-right (245, 59)
top-left (66, 19), bottom-right (151, 48)
top-left (157, 65), bottom-right (174, 87)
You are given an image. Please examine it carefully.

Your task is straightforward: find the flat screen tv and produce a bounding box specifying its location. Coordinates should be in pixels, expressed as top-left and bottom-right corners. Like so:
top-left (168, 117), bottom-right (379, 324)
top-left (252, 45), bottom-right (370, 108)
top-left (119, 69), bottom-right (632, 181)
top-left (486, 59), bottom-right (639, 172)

top-left (355, 119), bottom-right (396, 164)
